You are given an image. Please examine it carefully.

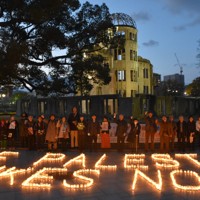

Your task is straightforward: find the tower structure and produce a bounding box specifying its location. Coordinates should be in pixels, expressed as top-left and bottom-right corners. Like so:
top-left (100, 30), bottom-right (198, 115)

top-left (90, 13), bottom-right (153, 97)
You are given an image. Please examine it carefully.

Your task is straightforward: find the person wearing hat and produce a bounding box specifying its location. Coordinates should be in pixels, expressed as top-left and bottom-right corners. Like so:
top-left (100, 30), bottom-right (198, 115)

top-left (144, 111), bottom-right (157, 152)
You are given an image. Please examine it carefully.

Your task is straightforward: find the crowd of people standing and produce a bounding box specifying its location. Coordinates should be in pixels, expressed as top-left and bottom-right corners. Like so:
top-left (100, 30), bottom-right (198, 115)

top-left (0, 107), bottom-right (200, 153)
top-left (144, 111), bottom-right (200, 153)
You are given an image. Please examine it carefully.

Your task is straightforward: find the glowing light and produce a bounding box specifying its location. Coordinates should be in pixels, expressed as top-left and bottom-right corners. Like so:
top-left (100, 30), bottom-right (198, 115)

top-left (132, 169), bottom-right (162, 191)
top-left (63, 169), bottom-right (100, 189)
top-left (0, 167), bottom-right (27, 185)
top-left (95, 154), bottom-right (117, 170)
top-left (22, 167), bottom-right (68, 189)
top-left (124, 154), bottom-right (148, 170)
top-left (0, 156), bottom-right (6, 161)
top-left (175, 154), bottom-right (200, 167)
top-left (0, 166), bottom-right (6, 172)
top-left (0, 151), bottom-right (19, 157)
top-left (33, 153), bottom-right (66, 167)
top-left (0, 151), bottom-right (19, 161)
top-left (151, 154), bottom-right (180, 169)
top-left (63, 154), bottom-right (86, 168)
top-left (170, 170), bottom-right (200, 191)
top-left (22, 168), bottom-right (53, 189)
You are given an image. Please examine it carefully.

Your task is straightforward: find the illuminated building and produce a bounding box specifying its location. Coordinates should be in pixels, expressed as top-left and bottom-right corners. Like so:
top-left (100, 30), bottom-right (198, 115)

top-left (89, 13), bottom-right (154, 97)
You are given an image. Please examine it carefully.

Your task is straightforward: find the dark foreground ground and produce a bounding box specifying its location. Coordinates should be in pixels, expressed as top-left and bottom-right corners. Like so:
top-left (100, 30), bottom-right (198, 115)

top-left (0, 148), bottom-right (200, 200)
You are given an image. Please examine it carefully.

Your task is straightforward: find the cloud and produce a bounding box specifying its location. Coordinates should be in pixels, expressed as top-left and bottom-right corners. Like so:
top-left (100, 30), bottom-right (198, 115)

top-left (173, 25), bottom-right (186, 31)
top-left (162, 0), bottom-right (200, 15)
top-left (161, 0), bottom-right (200, 31)
top-left (131, 11), bottom-right (151, 22)
top-left (142, 40), bottom-right (159, 47)
top-left (174, 16), bottom-right (200, 31)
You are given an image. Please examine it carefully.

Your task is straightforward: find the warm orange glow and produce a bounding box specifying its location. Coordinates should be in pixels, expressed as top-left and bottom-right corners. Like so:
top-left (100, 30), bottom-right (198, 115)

top-left (22, 168), bottom-right (53, 189)
top-left (22, 167), bottom-right (68, 189)
top-left (63, 154), bottom-right (86, 168)
top-left (124, 154), bottom-right (148, 170)
top-left (175, 154), bottom-right (200, 167)
top-left (170, 170), bottom-right (200, 191)
top-left (0, 151), bottom-right (19, 157)
top-left (0, 166), bottom-right (6, 172)
top-left (0, 167), bottom-right (27, 185)
top-left (0, 151), bottom-right (199, 192)
top-left (63, 169), bottom-right (100, 189)
top-left (132, 169), bottom-right (162, 191)
top-left (33, 153), bottom-right (66, 167)
top-left (95, 154), bottom-right (117, 170)
top-left (151, 154), bottom-right (180, 169)
top-left (0, 151), bottom-right (19, 161)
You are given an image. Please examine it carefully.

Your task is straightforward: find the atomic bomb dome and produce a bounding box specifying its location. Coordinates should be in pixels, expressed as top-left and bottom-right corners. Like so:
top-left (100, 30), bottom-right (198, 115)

top-left (111, 13), bottom-right (137, 28)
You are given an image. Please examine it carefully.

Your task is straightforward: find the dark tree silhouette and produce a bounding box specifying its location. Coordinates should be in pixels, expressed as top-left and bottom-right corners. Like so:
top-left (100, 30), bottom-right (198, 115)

top-left (0, 0), bottom-right (115, 95)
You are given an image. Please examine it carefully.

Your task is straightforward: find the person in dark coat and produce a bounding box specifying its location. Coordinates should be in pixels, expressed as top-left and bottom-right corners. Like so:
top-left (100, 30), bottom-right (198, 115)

top-left (187, 116), bottom-right (196, 151)
top-left (0, 119), bottom-right (8, 149)
top-left (34, 115), bottom-right (46, 151)
top-left (168, 115), bottom-right (177, 152)
top-left (26, 115), bottom-right (35, 150)
top-left (127, 118), bottom-right (141, 152)
top-left (68, 106), bottom-right (80, 148)
top-left (144, 111), bottom-right (157, 152)
top-left (114, 114), bottom-right (128, 152)
top-left (18, 113), bottom-right (28, 148)
top-left (176, 115), bottom-right (188, 152)
top-left (77, 116), bottom-right (87, 152)
top-left (157, 115), bottom-right (173, 153)
top-left (87, 114), bottom-right (101, 152)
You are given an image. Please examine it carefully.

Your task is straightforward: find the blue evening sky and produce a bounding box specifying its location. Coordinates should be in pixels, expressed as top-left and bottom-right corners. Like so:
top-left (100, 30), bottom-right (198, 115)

top-left (80, 0), bottom-right (200, 84)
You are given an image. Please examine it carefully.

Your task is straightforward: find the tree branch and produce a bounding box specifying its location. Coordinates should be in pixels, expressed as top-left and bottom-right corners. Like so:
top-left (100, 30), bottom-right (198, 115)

top-left (27, 55), bottom-right (71, 66)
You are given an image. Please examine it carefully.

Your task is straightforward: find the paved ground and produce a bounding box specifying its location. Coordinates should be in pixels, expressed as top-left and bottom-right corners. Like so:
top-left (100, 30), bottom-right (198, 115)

top-left (0, 149), bottom-right (200, 200)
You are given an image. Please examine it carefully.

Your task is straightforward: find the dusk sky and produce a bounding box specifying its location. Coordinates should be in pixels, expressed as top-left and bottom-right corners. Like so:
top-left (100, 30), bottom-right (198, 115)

top-left (80, 0), bottom-right (200, 84)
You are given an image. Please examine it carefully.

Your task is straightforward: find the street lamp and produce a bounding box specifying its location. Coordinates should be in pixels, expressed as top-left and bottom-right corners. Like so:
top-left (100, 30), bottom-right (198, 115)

top-left (0, 94), bottom-right (6, 98)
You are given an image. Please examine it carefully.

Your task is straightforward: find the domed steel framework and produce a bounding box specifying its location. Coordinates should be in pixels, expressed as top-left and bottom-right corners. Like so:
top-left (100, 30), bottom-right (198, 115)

top-left (111, 13), bottom-right (137, 28)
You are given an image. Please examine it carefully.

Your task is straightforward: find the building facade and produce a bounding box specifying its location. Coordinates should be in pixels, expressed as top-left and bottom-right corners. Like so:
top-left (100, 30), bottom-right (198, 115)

top-left (137, 56), bottom-right (153, 95)
top-left (163, 73), bottom-right (185, 85)
top-left (90, 13), bottom-right (154, 97)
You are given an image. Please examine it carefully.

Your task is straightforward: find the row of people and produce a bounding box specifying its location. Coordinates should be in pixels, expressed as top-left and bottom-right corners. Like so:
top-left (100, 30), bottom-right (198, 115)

top-left (145, 111), bottom-right (200, 153)
top-left (0, 107), bottom-right (200, 153)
